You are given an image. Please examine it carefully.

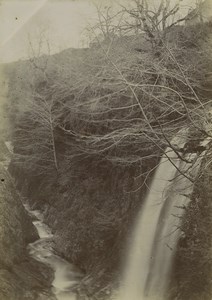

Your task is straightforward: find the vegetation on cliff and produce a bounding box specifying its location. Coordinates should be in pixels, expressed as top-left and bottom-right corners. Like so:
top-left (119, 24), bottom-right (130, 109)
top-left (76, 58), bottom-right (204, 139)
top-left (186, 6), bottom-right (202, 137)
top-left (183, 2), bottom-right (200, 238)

top-left (170, 146), bottom-right (212, 300)
top-left (0, 143), bottom-right (54, 300)
top-left (3, 1), bottom-right (212, 298)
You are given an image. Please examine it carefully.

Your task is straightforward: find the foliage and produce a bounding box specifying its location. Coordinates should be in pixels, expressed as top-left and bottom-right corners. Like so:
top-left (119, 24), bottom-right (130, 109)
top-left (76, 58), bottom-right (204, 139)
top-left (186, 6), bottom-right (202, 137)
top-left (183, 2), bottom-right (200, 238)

top-left (170, 147), bottom-right (212, 300)
top-left (4, 2), bottom-right (212, 298)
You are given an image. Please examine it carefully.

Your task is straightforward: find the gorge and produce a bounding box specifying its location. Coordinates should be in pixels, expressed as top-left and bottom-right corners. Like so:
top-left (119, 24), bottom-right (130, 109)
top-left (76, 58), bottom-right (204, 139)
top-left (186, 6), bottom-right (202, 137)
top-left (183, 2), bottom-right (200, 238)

top-left (0, 2), bottom-right (212, 300)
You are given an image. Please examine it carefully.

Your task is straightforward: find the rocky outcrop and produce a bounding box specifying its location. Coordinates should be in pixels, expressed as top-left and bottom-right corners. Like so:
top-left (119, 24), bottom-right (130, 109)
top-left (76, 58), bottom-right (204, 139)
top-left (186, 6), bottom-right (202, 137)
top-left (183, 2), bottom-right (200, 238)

top-left (170, 146), bottom-right (212, 300)
top-left (0, 162), bottom-right (55, 300)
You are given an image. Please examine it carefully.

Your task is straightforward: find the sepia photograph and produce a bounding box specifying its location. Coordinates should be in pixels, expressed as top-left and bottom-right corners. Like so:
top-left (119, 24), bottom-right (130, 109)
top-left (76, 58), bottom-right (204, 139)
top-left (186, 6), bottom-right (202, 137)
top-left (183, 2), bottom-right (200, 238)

top-left (0, 0), bottom-right (211, 299)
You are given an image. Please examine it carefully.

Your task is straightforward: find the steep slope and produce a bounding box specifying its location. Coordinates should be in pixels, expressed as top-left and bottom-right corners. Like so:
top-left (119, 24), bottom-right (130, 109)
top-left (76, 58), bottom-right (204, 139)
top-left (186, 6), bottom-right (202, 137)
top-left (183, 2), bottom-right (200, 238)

top-left (4, 21), bottom-right (212, 299)
top-left (0, 64), bottom-right (55, 300)
top-left (0, 151), bottom-right (55, 300)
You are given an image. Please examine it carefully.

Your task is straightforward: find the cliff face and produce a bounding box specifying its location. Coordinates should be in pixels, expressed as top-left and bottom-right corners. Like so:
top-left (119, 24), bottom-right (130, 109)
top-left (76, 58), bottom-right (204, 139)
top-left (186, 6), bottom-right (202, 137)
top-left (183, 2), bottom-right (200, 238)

top-left (4, 20), bottom-right (212, 299)
top-left (170, 146), bottom-right (212, 300)
top-left (0, 164), bottom-right (37, 264)
top-left (9, 158), bottom-right (153, 297)
top-left (0, 157), bottom-right (55, 300)
top-left (0, 66), bottom-right (55, 300)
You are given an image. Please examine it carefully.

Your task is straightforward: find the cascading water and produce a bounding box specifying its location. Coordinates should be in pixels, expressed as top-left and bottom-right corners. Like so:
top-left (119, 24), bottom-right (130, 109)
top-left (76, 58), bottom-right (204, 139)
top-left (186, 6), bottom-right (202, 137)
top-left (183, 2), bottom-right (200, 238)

top-left (117, 133), bottom-right (208, 300)
top-left (24, 204), bottom-right (83, 300)
top-left (3, 140), bottom-right (84, 300)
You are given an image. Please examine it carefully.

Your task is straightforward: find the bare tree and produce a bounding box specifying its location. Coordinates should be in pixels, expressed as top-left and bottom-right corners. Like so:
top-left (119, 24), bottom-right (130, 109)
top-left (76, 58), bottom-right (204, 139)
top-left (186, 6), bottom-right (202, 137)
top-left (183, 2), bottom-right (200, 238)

top-left (8, 0), bottom-right (212, 183)
top-left (118, 0), bottom-right (198, 43)
top-left (27, 27), bottom-right (51, 78)
top-left (10, 32), bottom-right (60, 175)
top-left (60, 0), bottom-right (212, 182)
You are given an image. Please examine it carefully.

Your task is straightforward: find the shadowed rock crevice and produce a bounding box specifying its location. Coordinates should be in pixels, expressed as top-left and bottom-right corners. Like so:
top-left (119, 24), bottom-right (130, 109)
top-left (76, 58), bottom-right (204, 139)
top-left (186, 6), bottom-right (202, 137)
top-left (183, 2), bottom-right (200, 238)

top-left (0, 161), bottom-right (55, 300)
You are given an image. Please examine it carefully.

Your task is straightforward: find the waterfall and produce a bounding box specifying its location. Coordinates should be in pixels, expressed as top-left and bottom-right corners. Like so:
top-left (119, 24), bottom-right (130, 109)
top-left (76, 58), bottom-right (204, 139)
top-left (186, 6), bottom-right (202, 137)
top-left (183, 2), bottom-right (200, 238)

top-left (117, 133), bottom-right (207, 300)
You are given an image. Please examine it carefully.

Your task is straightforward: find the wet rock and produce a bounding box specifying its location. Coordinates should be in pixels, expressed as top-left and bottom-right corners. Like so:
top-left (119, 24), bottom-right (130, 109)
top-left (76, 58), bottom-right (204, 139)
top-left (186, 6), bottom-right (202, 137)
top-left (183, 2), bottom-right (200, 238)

top-left (0, 164), bottom-right (55, 300)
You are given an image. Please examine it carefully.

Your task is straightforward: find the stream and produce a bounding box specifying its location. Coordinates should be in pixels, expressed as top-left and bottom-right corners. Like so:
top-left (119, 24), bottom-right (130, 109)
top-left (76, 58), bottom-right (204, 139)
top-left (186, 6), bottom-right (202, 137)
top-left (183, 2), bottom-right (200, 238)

top-left (3, 139), bottom-right (83, 300)
top-left (24, 204), bottom-right (83, 300)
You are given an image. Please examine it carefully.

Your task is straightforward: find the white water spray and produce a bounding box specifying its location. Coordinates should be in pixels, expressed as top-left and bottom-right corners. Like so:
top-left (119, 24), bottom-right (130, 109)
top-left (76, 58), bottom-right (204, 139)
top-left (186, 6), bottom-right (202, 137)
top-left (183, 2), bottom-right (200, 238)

top-left (117, 134), bottom-right (207, 300)
top-left (24, 204), bottom-right (83, 300)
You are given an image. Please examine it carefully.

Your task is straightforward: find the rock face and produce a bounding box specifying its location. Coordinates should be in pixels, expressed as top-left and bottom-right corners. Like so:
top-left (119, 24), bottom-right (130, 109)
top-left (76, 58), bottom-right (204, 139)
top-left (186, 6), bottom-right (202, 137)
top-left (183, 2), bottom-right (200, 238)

top-left (0, 162), bottom-right (55, 300)
top-left (0, 70), bottom-right (55, 300)
top-left (170, 146), bottom-right (212, 300)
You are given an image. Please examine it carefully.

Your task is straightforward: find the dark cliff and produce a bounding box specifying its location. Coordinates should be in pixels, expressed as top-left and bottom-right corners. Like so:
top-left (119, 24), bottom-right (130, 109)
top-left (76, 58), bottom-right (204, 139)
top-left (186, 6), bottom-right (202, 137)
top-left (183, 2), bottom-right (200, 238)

top-left (4, 20), bottom-right (212, 299)
top-left (0, 143), bottom-right (55, 300)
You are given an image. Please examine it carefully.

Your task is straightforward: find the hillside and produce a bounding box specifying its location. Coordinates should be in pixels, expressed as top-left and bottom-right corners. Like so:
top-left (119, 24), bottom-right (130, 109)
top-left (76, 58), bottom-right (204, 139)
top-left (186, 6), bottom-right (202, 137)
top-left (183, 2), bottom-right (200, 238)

top-left (3, 18), bottom-right (212, 299)
top-left (0, 142), bottom-right (55, 300)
